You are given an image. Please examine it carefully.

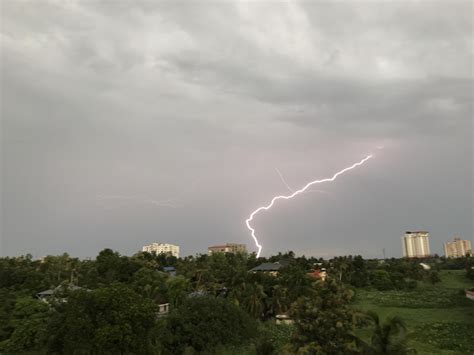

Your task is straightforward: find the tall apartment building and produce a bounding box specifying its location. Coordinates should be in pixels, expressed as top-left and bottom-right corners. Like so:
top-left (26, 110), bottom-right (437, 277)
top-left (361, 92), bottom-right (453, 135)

top-left (444, 237), bottom-right (472, 258)
top-left (208, 243), bottom-right (247, 255)
top-left (142, 243), bottom-right (180, 258)
top-left (402, 231), bottom-right (430, 258)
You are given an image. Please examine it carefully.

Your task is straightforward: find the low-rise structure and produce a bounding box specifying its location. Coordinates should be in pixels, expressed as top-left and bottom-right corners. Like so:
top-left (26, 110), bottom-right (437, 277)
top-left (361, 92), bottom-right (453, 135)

top-left (465, 289), bottom-right (474, 301)
top-left (142, 243), bottom-right (180, 258)
top-left (307, 268), bottom-right (327, 281)
top-left (249, 260), bottom-right (289, 276)
top-left (208, 243), bottom-right (247, 255)
top-left (157, 303), bottom-right (170, 317)
top-left (163, 266), bottom-right (177, 276)
top-left (37, 285), bottom-right (86, 303)
top-left (444, 237), bottom-right (472, 258)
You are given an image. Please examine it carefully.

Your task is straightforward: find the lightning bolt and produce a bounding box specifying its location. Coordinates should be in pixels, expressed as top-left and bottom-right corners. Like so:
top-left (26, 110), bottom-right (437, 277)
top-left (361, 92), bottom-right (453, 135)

top-left (275, 168), bottom-right (294, 193)
top-left (246, 154), bottom-right (373, 257)
top-left (275, 168), bottom-right (330, 196)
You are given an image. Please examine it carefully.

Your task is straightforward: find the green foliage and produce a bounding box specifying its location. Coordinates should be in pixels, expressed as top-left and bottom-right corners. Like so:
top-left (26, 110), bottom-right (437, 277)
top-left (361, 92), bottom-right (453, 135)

top-left (465, 258), bottom-right (474, 280)
top-left (166, 275), bottom-right (191, 307)
top-left (258, 322), bottom-right (294, 354)
top-left (288, 280), bottom-right (359, 354)
top-left (48, 284), bottom-right (157, 354)
top-left (360, 311), bottom-right (412, 355)
top-left (355, 287), bottom-right (469, 308)
top-left (0, 251), bottom-right (471, 353)
top-left (353, 268), bottom-right (474, 354)
top-left (159, 296), bottom-right (258, 353)
top-left (412, 322), bottom-right (474, 353)
top-left (0, 297), bottom-right (50, 352)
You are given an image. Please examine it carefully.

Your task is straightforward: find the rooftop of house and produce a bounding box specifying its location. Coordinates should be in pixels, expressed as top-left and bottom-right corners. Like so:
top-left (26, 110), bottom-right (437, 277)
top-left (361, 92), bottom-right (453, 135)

top-left (37, 284), bottom-right (85, 297)
top-left (250, 260), bottom-right (290, 272)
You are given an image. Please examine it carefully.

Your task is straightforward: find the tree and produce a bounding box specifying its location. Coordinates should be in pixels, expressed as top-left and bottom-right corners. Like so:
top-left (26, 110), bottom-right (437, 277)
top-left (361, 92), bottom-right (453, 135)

top-left (288, 280), bottom-right (358, 354)
top-left (0, 297), bottom-right (50, 352)
top-left (244, 282), bottom-right (267, 319)
top-left (166, 275), bottom-right (190, 307)
top-left (131, 267), bottom-right (168, 303)
top-left (48, 285), bottom-right (156, 354)
top-left (369, 270), bottom-right (395, 291)
top-left (159, 296), bottom-right (257, 353)
top-left (361, 311), bottom-right (415, 354)
top-left (427, 271), bottom-right (441, 285)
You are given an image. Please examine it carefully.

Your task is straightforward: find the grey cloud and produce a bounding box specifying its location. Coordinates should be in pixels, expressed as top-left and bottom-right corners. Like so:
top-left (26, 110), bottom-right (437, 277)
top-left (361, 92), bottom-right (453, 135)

top-left (1, 0), bottom-right (472, 258)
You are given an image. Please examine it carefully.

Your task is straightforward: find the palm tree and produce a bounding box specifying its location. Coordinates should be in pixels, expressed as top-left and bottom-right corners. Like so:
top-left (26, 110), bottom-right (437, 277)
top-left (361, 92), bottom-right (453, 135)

top-left (361, 311), bottom-right (416, 354)
top-left (245, 283), bottom-right (266, 319)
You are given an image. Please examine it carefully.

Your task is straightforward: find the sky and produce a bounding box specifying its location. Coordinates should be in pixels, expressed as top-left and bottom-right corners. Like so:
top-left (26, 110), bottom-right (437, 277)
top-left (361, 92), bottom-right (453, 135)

top-left (1, 0), bottom-right (472, 259)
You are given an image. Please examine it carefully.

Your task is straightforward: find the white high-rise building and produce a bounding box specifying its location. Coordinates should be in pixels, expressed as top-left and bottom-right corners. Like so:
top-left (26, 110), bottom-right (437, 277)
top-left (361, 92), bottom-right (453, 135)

top-left (444, 237), bottom-right (472, 258)
top-left (402, 231), bottom-right (430, 258)
top-left (142, 243), bottom-right (180, 258)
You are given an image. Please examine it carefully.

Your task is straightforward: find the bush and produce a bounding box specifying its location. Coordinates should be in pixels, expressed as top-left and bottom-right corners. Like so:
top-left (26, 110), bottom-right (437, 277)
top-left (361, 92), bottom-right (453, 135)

top-left (356, 288), bottom-right (469, 308)
top-left (412, 322), bottom-right (474, 352)
top-left (159, 296), bottom-right (257, 353)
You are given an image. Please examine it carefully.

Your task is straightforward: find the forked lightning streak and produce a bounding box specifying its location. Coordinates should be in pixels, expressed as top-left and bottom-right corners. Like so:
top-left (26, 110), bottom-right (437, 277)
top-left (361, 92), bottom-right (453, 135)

top-left (246, 155), bottom-right (373, 257)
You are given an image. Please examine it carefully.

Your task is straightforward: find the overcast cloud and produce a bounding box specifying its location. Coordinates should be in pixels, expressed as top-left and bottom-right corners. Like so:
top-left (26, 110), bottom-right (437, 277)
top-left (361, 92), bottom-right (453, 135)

top-left (1, 0), bottom-right (472, 258)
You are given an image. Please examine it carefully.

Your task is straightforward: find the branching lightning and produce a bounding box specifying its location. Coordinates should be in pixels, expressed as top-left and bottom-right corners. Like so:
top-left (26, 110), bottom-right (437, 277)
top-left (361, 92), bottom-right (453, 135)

top-left (96, 180), bottom-right (200, 210)
top-left (97, 194), bottom-right (179, 208)
top-left (275, 168), bottom-right (330, 195)
top-left (275, 168), bottom-right (294, 193)
top-left (246, 154), bottom-right (373, 257)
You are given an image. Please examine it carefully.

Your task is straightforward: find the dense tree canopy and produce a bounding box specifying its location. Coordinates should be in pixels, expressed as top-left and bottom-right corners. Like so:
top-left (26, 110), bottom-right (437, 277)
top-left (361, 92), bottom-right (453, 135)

top-left (0, 250), bottom-right (471, 353)
top-left (159, 296), bottom-right (257, 353)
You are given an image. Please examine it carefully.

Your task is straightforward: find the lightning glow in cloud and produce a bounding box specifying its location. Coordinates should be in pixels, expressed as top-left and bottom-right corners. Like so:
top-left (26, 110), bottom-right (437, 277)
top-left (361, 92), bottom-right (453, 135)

top-left (246, 154), bottom-right (373, 257)
top-left (96, 195), bottom-right (179, 209)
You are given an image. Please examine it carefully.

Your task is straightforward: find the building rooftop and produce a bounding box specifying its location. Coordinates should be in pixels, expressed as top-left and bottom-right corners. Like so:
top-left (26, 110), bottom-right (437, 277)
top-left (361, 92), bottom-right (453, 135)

top-left (249, 260), bottom-right (290, 272)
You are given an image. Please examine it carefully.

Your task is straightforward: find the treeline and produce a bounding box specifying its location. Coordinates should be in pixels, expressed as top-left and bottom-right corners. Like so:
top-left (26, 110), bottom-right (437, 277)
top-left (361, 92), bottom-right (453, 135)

top-left (0, 250), bottom-right (472, 354)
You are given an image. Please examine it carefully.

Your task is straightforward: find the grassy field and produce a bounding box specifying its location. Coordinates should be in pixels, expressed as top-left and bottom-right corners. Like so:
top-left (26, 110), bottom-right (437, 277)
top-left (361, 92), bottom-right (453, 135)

top-left (352, 270), bottom-right (474, 354)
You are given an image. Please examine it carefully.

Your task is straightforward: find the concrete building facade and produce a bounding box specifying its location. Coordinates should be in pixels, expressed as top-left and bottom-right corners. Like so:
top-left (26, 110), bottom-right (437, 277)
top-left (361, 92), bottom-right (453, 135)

top-left (402, 231), bottom-right (430, 258)
top-left (142, 243), bottom-right (180, 257)
top-left (208, 243), bottom-right (247, 255)
top-left (444, 237), bottom-right (472, 258)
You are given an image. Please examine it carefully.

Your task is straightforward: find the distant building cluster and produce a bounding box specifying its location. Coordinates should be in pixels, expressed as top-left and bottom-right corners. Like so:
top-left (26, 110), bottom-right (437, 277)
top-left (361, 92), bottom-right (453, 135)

top-left (444, 237), bottom-right (472, 258)
top-left (142, 243), bottom-right (180, 258)
top-left (140, 233), bottom-right (471, 261)
top-left (400, 231), bottom-right (472, 259)
top-left (140, 242), bottom-right (247, 258)
top-left (208, 243), bottom-right (247, 255)
top-left (402, 231), bottom-right (430, 258)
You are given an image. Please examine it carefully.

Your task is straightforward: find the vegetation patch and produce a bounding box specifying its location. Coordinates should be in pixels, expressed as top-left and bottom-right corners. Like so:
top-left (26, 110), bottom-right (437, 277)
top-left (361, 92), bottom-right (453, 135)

top-left (355, 287), bottom-right (469, 308)
top-left (259, 322), bottom-right (294, 352)
top-left (412, 322), bottom-right (474, 353)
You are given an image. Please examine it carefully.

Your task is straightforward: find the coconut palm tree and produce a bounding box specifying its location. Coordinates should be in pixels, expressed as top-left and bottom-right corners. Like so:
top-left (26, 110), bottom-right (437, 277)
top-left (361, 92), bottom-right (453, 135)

top-left (361, 311), bottom-right (416, 354)
top-left (245, 283), bottom-right (266, 319)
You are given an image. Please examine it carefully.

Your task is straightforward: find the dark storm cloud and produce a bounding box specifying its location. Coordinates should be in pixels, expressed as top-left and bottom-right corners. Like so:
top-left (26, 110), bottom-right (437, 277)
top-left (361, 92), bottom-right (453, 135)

top-left (1, 0), bottom-right (472, 258)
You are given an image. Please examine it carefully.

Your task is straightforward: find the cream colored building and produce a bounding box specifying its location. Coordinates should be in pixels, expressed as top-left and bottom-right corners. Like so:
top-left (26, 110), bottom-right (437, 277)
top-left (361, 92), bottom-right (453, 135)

top-left (208, 243), bottom-right (247, 255)
top-left (402, 231), bottom-right (430, 258)
top-left (142, 243), bottom-right (180, 257)
top-left (444, 237), bottom-right (472, 258)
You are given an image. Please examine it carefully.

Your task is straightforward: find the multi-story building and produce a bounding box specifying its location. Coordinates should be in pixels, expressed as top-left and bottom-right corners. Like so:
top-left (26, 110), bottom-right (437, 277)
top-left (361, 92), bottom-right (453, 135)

top-left (208, 243), bottom-right (247, 255)
top-left (444, 237), bottom-right (472, 258)
top-left (142, 243), bottom-right (180, 258)
top-left (402, 231), bottom-right (430, 258)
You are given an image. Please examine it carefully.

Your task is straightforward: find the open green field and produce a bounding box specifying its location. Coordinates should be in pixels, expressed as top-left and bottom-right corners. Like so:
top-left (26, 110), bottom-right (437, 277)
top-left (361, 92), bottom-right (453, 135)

top-left (352, 270), bottom-right (474, 354)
